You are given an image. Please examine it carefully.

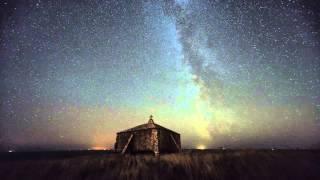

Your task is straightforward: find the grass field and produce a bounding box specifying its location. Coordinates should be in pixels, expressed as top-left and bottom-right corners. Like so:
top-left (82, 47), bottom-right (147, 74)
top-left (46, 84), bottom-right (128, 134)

top-left (0, 149), bottom-right (319, 180)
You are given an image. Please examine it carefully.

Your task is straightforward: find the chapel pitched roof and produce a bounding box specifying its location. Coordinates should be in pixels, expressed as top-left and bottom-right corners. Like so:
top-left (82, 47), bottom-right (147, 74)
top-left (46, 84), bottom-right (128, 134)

top-left (117, 115), bottom-right (179, 134)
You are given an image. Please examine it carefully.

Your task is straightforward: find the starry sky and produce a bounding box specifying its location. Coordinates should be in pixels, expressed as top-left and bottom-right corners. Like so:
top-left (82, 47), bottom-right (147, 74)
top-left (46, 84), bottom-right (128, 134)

top-left (0, 0), bottom-right (320, 151)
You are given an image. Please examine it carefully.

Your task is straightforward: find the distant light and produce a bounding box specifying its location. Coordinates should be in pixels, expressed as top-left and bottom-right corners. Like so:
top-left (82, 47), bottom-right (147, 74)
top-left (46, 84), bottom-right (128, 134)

top-left (8, 150), bottom-right (14, 153)
top-left (197, 144), bottom-right (206, 150)
top-left (90, 146), bottom-right (107, 150)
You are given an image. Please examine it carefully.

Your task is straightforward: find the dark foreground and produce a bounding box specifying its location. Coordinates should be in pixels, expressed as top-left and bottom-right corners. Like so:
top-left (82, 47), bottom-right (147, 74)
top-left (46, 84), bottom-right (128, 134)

top-left (0, 149), bottom-right (319, 180)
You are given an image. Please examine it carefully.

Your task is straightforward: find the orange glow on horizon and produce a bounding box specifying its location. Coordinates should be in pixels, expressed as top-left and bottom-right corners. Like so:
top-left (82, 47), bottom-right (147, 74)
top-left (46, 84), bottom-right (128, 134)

top-left (90, 146), bottom-right (108, 150)
top-left (197, 144), bottom-right (206, 150)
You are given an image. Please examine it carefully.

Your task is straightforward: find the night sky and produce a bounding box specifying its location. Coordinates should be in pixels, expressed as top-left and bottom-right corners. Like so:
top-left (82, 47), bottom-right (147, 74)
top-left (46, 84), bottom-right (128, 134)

top-left (0, 0), bottom-right (320, 151)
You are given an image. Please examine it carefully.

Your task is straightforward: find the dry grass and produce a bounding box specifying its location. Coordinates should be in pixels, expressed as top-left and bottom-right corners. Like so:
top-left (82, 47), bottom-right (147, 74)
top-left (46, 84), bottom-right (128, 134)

top-left (0, 150), bottom-right (319, 180)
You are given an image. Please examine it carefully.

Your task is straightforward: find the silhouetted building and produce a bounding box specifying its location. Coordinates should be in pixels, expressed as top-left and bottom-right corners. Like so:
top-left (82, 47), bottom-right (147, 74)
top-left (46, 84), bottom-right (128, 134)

top-left (115, 115), bottom-right (181, 155)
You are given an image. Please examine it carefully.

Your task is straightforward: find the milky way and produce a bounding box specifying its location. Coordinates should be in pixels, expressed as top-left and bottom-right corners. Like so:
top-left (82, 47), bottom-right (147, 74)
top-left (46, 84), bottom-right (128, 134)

top-left (0, 0), bottom-right (320, 150)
